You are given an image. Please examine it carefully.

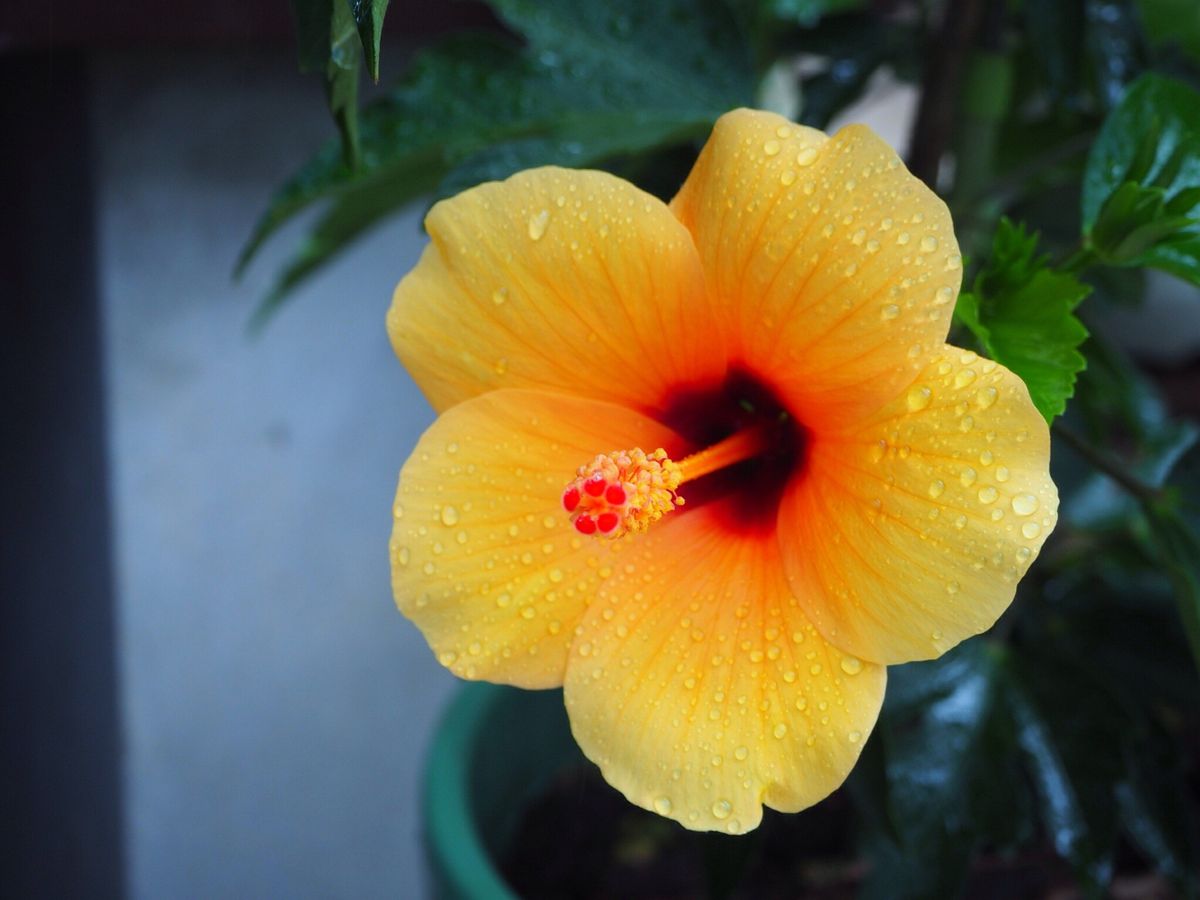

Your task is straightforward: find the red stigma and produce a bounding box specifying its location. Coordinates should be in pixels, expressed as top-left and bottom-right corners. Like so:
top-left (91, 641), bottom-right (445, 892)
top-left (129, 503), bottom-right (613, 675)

top-left (604, 484), bottom-right (626, 506)
top-left (596, 512), bottom-right (620, 533)
top-left (575, 515), bottom-right (597, 535)
top-left (583, 473), bottom-right (606, 497)
top-left (562, 486), bottom-right (580, 512)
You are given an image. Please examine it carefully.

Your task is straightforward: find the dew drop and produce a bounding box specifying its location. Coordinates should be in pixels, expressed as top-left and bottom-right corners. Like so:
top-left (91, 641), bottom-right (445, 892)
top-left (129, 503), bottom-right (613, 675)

top-left (960, 466), bottom-right (978, 487)
top-left (780, 169), bottom-right (796, 186)
top-left (906, 385), bottom-right (932, 411)
top-left (711, 799), bottom-right (732, 820)
top-left (954, 368), bottom-right (977, 389)
top-left (491, 287), bottom-right (508, 305)
top-left (934, 285), bottom-right (954, 306)
top-left (897, 231), bottom-right (911, 246)
top-left (848, 730), bottom-right (862, 743)
top-left (1011, 493), bottom-right (1039, 516)
top-left (440, 506), bottom-right (459, 527)
top-left (920, 235), bottom-right (939, 252)
top-left (527, 209), bottom-right (549, 241)
top-left (763, 139), bottom-right (781, 156)
top-left (975, 386), bottom-right (998, 409)
top-left (495, 358), bottom-right (509, 375)
top-left (840, 656), bottom-right (863, 675)
top-left (654, 796), bottom-right (673, 816)
top-left (928, 479), bottom-right (945, 499)
top-left (796, 146), bottom-right (818, 166)
top-left (422, 561), bottom-right (436, 575)
top-left (734, 745), bottom-right (749, 761)
top-left (946, 580), bottom-right (960, 595)
top-left (1022, 521), bottom-right (1042, 539)
top-left (978, 486), bottom-right (998, 504)
top-left (520, 606), bottom-right (536, 620)
top-left (979, 449), bottom-right (994, 466)
top-left (773, 723), bottom-right (789, 739)
top-left (995, 466), bottom-right (1011, 483)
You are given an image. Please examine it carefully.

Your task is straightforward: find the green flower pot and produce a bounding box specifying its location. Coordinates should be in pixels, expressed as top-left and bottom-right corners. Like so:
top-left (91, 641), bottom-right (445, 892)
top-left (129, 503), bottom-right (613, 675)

top-left (423, 682), bottom-right (586, 899)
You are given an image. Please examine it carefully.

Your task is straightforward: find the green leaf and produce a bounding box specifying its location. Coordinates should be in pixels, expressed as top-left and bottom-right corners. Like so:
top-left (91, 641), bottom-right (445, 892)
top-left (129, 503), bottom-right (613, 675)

top-left (1006, 654), bottom-right (1123, 895)
top-left (1082, 73), bottom-right (1200, 282)
top-left (859, 643), bottom-right (1018, 899)
top-left (1144, 442), bottom-right (1200, 673)
top-left (326, 0), bottom-right (362, 168)
top-left (1023, 572), bottom-right (1200, 893)
top-left (289, 0), bottom-right (363, 169)
top-left (1117, 737), bottom-right (1200, 894)
top-left (240, 0), bottom-right (754, 321)
top-left (350, 0), bottom-right (390, 82)
top-left (954, 219), bottom-right (1091, 423)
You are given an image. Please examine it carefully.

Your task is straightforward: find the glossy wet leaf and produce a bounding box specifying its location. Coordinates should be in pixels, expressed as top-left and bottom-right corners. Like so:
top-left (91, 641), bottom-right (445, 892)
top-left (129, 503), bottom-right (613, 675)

top-left (860, 644), bottom-right (1017, 899)
top-left (350, 0), bottom-right (390, 82)
top-left (241, 0), bottom-right (753, 321)
top-left (1006, 653), bottom-right (1123, 894)
top-left (955, 219), bottom-right (1091, 423)
top-left (1082, 73), bottom-right (1200, 283)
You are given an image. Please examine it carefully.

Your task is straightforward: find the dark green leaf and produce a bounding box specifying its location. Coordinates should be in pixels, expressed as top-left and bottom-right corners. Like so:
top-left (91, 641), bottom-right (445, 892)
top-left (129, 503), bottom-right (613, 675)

top-left (1006, 654), bottom-right (1123, 895)
top-left (955, 219), bottom-right (1091, 423)
top-left (860, 643), bottom-right (1016, 899)
top-left (760, 0), bottom-right (864, 28)
top-left (1117, 739), bottom-right (1200, 894)
top-left (1082, 73), bottom-right (1200, 282)
top-left (350, 0), bottom-right (390, 82)
top-left (1136, 0), bottom-right (1200, 63)
top-left (288, 1), bottom-right (363, 170)
top-left (240, 0), bottom-right (754, 320)
top-left (326, 0), bottom-right (362, 168)
top-left (1084, 0), bottom-right (1149, 109)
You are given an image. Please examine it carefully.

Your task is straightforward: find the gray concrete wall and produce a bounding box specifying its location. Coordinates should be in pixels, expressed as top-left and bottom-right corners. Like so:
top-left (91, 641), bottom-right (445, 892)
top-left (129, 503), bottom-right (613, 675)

top-left (94, 50), bottom-right (454, 899)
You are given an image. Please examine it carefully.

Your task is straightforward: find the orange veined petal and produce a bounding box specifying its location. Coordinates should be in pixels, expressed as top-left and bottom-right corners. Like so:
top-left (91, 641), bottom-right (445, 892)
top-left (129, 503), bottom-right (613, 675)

top-left (388, 167), bottom-right (727, 415)
top-left (564, 500), bottom-right (885, 834)
top-left (778, 347), bottom-right (1058, 665)
top-left (391, 389), bottom-right (682, 688)
top-left (670, 108), bottom-right (961, 428)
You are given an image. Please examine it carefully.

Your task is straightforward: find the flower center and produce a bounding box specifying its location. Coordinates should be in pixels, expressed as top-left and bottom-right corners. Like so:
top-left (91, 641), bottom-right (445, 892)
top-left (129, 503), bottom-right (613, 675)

top-left (561, 426), bottom-right (772, 538)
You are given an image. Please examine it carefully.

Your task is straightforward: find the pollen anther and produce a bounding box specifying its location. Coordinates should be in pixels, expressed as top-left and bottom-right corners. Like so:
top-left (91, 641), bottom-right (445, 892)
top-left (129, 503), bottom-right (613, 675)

top-left (562, 447), bottom-right (684, 539)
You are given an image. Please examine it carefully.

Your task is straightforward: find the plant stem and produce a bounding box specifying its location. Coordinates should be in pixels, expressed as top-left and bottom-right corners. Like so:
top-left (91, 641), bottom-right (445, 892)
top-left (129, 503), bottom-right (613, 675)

top-left (1052, 422), bottom-right (1161, 503)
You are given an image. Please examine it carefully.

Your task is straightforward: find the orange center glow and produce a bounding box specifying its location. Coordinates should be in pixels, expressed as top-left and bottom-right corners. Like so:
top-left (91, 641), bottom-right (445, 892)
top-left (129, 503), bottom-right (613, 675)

top-left (561, 426), bottom-right (771, 538)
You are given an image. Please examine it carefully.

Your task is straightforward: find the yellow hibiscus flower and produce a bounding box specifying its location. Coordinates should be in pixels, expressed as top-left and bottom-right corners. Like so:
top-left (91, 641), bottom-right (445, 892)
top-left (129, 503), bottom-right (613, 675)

top-left (387, 109), bottom-right (1058, 834)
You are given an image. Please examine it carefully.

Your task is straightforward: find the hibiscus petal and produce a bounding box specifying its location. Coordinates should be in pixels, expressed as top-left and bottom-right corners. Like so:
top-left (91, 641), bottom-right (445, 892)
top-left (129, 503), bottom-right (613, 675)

top-left (779, 347), bottom-right (1058, 665)
top-left (391, 389), bottom-right (680, 687)
top-left (670, 108), bottom-right (961, 427)
top-left (564, 502), bottom-right (885, 833)
top-left (388, 167), bottom-right (725, 415)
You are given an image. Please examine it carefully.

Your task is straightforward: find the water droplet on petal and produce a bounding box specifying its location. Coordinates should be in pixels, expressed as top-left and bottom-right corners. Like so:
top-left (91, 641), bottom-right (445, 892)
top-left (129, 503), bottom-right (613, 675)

top-left (906, 385), bottom-right (932, 411)
top-left (654, 796), bottom-right (673, 816)
top-left (928, 480), bottom-right (945, 499)
top-left (920, 235), bottom-right (939, 252)
top-left (796, 146), bottom-right (818, 166)
top-left (711, 799), bottom-right (732, 820)
top-left (763, 139), bottom-right (781, 156)
top-left (881, 303), bottom-right (900, 320)
top-left (848, 730), bottom-right (862, 743)
top-left (440, 506), bottom-right (459, 527)
top-left (780, 169), bottom-right (796, 186)
top-left (1022, 521), bottom-right (1042, 539)
top-left (840, 656), bottom-right (862, 675)
top-left (1011, 493), bottom-right (1039, 516)
top-left (954, 368), bottom-right (977, 389)
top-left (978, 486), bottom-right (998, 504)
top-left (491, 287), bottom-right (508, 305)
top-left (527, 209), bottom-right (549, 241)
top-left (773, 723), bottom-right (789, 739)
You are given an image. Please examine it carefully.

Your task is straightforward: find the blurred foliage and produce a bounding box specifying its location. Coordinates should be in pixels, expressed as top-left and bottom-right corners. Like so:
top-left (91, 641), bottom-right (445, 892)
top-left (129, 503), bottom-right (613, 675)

top-left (252, 0), bottom-right (1200, 895)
